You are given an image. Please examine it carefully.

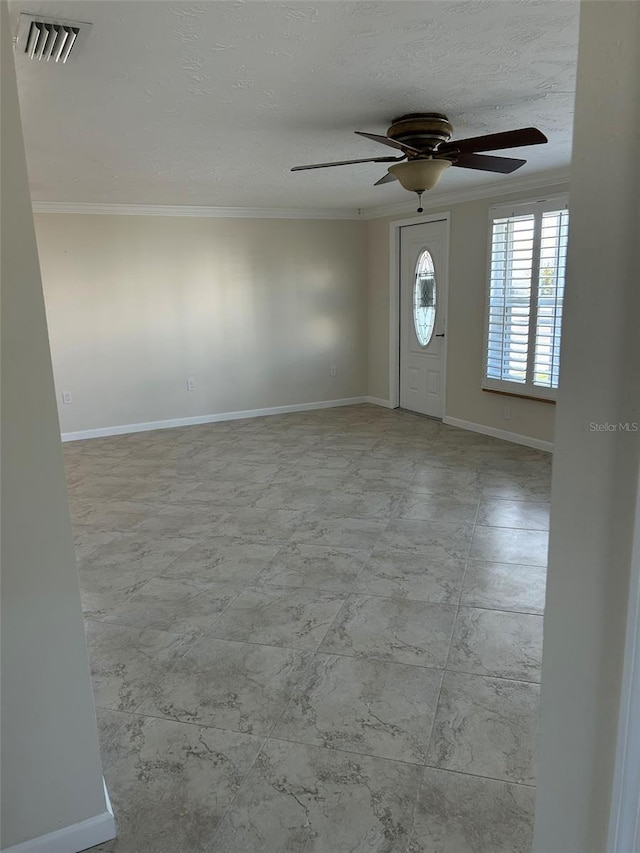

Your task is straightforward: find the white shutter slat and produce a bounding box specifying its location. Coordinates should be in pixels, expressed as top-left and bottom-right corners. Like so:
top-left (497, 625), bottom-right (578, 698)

top-left (533, 209), bottom-right (568, 389)
top-left (485, 214), bottom-right (534, 382)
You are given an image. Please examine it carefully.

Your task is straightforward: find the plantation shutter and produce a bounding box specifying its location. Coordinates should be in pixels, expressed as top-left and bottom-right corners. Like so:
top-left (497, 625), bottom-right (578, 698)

top-left (486, 214), bottom-right (535, 384)
top-left (533, 209), bottom-right (569, 389)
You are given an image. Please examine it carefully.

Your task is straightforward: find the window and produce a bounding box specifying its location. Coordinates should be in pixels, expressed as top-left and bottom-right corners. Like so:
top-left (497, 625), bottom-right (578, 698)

top-left (413, 249), bottom-right (437, 346)
top-left (484, 196), bottom-right (569, 400)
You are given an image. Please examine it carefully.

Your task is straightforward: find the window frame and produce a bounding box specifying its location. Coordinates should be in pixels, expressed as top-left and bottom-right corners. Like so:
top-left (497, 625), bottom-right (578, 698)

top-left (482, 193), bottom-right (569, 402)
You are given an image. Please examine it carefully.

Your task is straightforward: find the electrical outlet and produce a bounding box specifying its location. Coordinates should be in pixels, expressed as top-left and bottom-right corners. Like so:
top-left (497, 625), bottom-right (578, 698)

top-left (503, 405), bottom-right (511, 421)
top-left (187, 378), bottom-right (196, 391)
top-left (330, 366), bottom-right (337, 377)
top-left (62, 391), bottom-right (72, 405)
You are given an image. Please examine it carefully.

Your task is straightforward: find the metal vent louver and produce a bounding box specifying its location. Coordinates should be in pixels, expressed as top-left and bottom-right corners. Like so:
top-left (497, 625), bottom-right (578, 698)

top-left (15, 13), bottom-right (91, 64)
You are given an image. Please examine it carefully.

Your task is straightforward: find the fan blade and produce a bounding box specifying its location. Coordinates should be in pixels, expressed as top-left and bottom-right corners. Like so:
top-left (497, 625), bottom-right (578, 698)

top-left (291, 155), bottom-right (403, 172)
top-left (448, 153), bottom-right (526, 174)
top-left (374, 172), bottom-right (398, 186)
top-left (439, 127), bottom-right (547, 155)
top-left (355, 131), bottom-right (421, 155)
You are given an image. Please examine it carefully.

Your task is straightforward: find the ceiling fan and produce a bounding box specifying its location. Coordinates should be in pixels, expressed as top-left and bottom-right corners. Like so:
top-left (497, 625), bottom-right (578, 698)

top-left (291, 113), bottom-right (547, 211)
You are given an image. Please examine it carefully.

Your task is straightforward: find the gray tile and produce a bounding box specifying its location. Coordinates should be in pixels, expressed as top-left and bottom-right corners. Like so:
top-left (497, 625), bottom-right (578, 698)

top-left (79, 532), bottom-right (196, 575)
top-left (254, 483), bottom-right (333, 510)
top-left (161, 540), bottom-right (280, 584)
top-left (273, 653), bottom-right (443, 764)
top-left (477, 497), bottom-right (550, 531)
top-left (469, 526), bottom-right (549, 566)
top-left (213, 507), bottom-right (309, 543)
top-left (96, 707), bottom-right (130, 749)
top-left (353, 548), bottom-right (465, 604)
top-left (396, 492), bottom-right (480, 524)
top-left (102, 577), bottom-right (240, 638)
top-left (66, 406), bottom-right (552, 852)
top-left (72, 501), bottom-right (152, 532)
top-left (321, 489), bottom-right (405, 519)
top-left (85, 621), bottom-right (187, 712)
top-left (378, 519), bottom-right (473, 562)
top-left (427, 671), bottom-right (539, 785)
top-left (320, 595), bottom-right (456, 668)
top-left (461, 560), bottom-right (547, 615)
top-left (408, 767), bottom-right (535, 853)
top-left (411, 467), bottom-right (483, 495)
top-left (210, 586), bottom-right (346, 650)
top-left (133, 506), bottom-right (228, 539)
top-left (80, 588), bottom-right (135, 622)
top-left (482, 473), bottom-right (551, 501)
top-left (180, 481), bottom-right (266, 507)
top-left (101, 713), bottom-right (263, 853)
top-left (447, 607), bottom-right (543, 682)
top-left (290, 516), bottom-right (388, 549)
top-left (138, 637), bottom-right (311, 735)
top-left (257, 543), bottom-right (370, 592)
top-left (214, 461), bottom-right (282, 483)
top-left (270, 467), bottom-right (347, 490)
top-left (212, 738), bottom-right (421, 853)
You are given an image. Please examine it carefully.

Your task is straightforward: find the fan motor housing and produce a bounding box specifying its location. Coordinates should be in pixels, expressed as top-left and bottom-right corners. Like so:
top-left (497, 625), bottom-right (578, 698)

top-left (387, 113), bottom-right (453, 152)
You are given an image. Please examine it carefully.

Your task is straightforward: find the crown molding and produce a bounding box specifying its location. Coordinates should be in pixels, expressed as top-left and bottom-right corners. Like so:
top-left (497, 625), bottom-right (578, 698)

top-left (30, 201), bottom-right (361, 220)
top-left (31, 167), bottom-right (570, 221)
top-left (360, 167), bottom-right (571, 219)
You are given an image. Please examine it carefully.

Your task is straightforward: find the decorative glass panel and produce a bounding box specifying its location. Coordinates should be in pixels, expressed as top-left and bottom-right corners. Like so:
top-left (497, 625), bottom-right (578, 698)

top-left (414, 250), bottom-right (437, 346)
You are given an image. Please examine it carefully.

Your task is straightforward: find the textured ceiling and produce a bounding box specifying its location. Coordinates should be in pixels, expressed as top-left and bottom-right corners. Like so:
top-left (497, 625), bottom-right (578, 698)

top-left (11, 0), bottom-right (579, 209)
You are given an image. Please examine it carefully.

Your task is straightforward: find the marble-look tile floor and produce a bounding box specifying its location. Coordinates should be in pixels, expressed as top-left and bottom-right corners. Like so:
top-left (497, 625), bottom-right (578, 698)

top-left (66, 405), bottom-right (550, 853)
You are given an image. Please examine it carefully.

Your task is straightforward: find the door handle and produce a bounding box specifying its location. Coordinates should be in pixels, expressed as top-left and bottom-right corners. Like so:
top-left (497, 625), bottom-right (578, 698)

top-left (435, 333), bottom-right (445, 338)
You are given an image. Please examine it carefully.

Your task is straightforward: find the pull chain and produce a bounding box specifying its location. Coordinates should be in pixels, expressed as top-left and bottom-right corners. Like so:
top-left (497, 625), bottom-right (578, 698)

top-left (416, 191), bottom-right (424, 213)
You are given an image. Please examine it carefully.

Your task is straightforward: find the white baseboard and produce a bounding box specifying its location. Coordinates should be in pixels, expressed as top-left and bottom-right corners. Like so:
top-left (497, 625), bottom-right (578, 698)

top-left (443, 415), bottom-right (554, 453)
top-left (2, 779), bottom-right (116, 853)
top-left (365, 397), bottom-right (394, 409)
top-left (61, 397), bottom-right (369, 442)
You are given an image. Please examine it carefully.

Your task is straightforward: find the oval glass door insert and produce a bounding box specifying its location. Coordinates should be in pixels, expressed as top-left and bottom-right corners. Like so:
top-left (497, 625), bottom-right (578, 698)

top-left (414, 249), bottom-right (437, 346)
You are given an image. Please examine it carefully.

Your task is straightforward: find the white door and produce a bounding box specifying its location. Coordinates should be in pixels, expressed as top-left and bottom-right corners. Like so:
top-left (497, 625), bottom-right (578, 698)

top-left (399, 219), bottom-right (448, 418)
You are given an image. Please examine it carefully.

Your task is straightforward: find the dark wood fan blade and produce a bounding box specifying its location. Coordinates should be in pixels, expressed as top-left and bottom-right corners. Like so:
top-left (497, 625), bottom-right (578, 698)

top-left (374, 172), bottom-right (398, 186)
top-left (439, 127), bottom-right (547, 155)
top-left (448, 153), bottom-right (526, 174)
top-left (355, 131), bottom-right (421, 155)
top-left (291, 155), bottom-right (403, 172)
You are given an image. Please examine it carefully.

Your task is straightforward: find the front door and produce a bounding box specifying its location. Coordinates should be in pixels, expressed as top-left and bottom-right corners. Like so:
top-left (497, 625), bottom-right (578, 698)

top-left (399, 219), bottom-right (448, 418)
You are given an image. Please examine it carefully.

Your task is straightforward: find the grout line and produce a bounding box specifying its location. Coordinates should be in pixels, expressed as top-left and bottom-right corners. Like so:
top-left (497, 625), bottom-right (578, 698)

top-left (425, 493), bottom-right (481, 765)
top-left (94, 704), bottom-right (537, 790)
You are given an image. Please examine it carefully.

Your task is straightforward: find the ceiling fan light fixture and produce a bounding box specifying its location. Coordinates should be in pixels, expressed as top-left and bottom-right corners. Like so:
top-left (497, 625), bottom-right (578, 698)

top-left (388, 158), bottom-right (451, 192)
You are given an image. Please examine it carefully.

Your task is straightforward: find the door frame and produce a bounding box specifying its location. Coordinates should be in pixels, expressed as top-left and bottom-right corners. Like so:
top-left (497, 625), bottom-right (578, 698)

top-left (388, 212), bottom-right (451, 412)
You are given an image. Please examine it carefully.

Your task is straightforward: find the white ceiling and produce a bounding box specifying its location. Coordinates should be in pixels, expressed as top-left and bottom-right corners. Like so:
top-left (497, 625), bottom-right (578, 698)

top-left (11, 1), bottom-right (579, 210)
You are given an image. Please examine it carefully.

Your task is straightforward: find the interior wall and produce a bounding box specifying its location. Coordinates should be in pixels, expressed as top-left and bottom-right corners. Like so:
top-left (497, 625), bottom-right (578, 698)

top-left (0, 2), bottom-right (112, 847)
top-left (34, 213), bottom-right (367, 435)
top-left (366, 182), bottom-right (569, 444)
top-left (533, 1), bottom-right (640, 850)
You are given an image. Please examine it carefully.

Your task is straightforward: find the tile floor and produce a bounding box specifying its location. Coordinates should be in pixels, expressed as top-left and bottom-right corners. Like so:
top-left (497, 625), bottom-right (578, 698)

top-left (66, 404), bottom-right (550, 853)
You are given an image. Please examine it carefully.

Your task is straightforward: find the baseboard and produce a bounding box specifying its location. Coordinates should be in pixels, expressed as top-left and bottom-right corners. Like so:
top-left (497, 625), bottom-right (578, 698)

top-left (2, 779), bottom-right (115, 853)
top-left (61, 397), bottom-right (369, 442)
top-left (443, 415), bottom-right (554, 453)
top-left (365, 397), bottom-right (394, 409)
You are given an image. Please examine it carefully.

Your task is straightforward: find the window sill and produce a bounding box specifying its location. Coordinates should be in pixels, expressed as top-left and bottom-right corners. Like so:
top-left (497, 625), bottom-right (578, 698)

top-left (483, 387), bottom-right (556, 405)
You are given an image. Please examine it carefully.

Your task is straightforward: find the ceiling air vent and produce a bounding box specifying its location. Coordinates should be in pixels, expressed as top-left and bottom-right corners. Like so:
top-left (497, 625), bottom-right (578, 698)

top-left (14, 13), bottom-right (91, 64)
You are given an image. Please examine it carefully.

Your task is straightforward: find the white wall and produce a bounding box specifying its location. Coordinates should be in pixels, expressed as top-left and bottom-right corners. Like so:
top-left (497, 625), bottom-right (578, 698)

top-left (33, 213), bottom-right (367, 434)
top-left (533, 1), bottom-right (640, 850)
top-left (366, 184), bottom-right (569, 445)
top-left (0, 3), bottom-right (113, 849)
